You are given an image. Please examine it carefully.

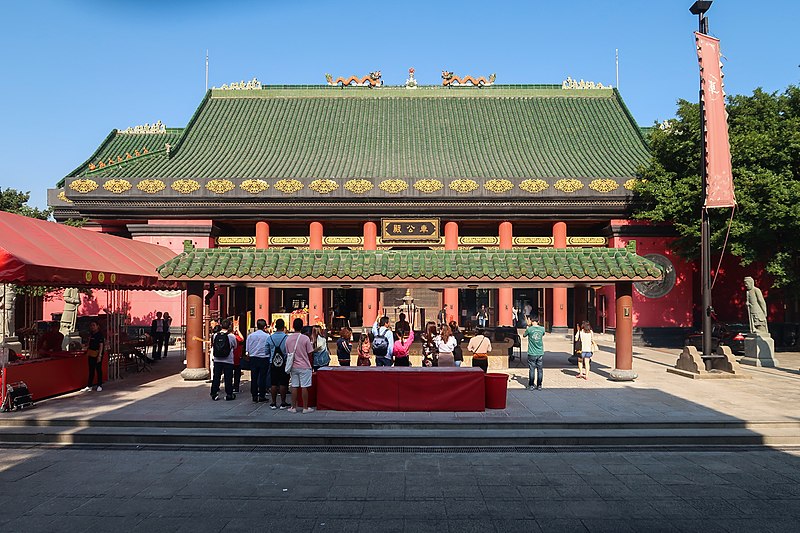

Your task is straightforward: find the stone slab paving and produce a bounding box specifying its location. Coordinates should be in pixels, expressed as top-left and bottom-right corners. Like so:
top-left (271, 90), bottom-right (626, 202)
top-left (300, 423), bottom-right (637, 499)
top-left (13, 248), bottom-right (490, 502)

top-left (3, 336), bottom-right (800, 425)
top-left (1, 445), bottom-right (799, 532)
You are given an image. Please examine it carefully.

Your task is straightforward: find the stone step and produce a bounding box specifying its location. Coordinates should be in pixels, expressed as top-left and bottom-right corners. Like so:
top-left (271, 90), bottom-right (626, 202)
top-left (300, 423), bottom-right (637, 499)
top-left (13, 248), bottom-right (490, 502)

top-left (1, 422), bottom-right (799, 447)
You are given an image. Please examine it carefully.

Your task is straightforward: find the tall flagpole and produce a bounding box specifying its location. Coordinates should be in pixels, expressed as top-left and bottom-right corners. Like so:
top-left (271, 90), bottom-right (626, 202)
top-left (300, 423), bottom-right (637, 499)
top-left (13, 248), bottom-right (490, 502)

top-left (205, 50), bottom-right (209, 92)
top-left (615, 48), bottom-right (619, 90)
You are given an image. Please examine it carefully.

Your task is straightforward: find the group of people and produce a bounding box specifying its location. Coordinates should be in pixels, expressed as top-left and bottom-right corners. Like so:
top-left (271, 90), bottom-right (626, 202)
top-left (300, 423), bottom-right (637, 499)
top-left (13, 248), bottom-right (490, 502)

top-left (150, 311), bottom-right (172, 360)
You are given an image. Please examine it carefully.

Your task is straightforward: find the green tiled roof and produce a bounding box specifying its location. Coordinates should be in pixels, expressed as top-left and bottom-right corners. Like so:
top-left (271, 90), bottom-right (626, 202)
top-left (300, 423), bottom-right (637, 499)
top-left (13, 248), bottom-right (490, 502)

top-left (157, 248), bottom-right (663, 283)
top-left (73, 86), bottom-right (648, 182)
top-left (59, 128), bottom-right (183, 186)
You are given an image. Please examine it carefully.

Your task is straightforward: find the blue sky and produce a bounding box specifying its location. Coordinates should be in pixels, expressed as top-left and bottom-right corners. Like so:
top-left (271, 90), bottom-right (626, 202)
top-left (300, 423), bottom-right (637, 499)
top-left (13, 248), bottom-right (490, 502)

top-left (1, 0), bottom-right (797, 210)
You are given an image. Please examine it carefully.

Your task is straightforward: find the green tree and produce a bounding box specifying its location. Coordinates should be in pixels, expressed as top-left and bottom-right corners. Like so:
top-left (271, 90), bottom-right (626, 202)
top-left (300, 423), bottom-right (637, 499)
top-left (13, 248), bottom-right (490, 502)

top-left (0, 187), bottom-right (51, 220)
top-left (634, 86), bottom-right (800, 299)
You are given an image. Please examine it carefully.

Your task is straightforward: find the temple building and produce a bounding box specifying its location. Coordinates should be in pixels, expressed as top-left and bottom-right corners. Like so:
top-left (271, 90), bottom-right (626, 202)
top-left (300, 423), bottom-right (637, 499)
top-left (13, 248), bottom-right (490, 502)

top-left (49, 73), bottom-right (693, 347)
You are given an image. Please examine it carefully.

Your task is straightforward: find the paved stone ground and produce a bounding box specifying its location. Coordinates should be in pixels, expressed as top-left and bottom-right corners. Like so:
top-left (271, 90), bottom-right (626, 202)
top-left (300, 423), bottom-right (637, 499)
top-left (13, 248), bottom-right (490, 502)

top-left (6, 336), bottom-right (800, 425)
top-left (1, 445), bottom-right (799, 532)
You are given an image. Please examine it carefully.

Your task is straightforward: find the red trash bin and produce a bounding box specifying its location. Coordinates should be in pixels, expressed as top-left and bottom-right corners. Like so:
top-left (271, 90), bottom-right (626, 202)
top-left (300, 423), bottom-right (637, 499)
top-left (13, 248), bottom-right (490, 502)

top-left (485, 373), bottom-right (508, 409)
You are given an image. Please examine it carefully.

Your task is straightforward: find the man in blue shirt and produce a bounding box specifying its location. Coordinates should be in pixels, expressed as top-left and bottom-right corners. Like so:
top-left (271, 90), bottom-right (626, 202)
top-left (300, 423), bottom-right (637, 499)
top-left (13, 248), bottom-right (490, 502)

top-left (246, 318), bottom-right (271, 403)
top-left (372, 317), bottom-right (394, 367)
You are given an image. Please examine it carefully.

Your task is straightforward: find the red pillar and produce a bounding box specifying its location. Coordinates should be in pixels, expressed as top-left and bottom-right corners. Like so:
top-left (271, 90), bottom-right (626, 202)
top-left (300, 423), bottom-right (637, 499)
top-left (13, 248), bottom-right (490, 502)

top-left (611, 281), bottom-right (637, 381)
top-left (255, 221), bottom-right (270, 322)
top-left (552, 222), bottom-right (568, 331)
top-left (181, 282), bottom-right (209, 381)
top-left (362, 222), bottom-right (379, 327)
top-left (498, 221), bottom-right (513, 326)
top-left (309, 222), bottom-right (324, 325)
top-left (444, 221), bottom-right (459, 325)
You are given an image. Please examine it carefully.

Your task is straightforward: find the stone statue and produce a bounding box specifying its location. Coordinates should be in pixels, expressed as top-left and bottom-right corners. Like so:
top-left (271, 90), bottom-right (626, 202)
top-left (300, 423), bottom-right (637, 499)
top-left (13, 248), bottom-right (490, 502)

top-left (59, 288), bottom-right (82, 350)
top-left (0, 284), bottom-right (16, 341)
top-left (744, 276), bottom-right (769, 336)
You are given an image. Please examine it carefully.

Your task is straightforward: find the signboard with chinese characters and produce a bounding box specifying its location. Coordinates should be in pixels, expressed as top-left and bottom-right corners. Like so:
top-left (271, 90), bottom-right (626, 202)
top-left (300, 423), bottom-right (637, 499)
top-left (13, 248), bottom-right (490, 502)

top-left (381, 218), bottom-right (440, 243)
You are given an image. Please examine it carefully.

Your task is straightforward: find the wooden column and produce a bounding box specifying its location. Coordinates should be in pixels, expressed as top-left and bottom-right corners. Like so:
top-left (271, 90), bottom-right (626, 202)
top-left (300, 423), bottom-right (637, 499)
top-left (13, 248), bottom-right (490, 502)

top-left (552, 222), bottom-right (568, 332)
top-left (610, 281), bottom-right (637, 381)
top-left (309, 222), bottom-right (324, 325)
top-left (255, 221), bottom-right (269, 322)
top-left (444, 221), bottom-right (459, 325)
top-left (362, 221), bottom-right (378, 327)
top-left (181, 281), bottom-right (209, 381)
top-left (498, 221), bottom-right (513, 326)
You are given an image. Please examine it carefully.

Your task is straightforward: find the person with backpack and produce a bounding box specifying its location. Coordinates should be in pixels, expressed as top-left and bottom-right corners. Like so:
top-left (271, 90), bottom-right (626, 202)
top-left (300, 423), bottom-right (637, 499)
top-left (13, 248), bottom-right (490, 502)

top-left (246, 318), bottom-right (271, 403)
top-left (372, 317), bottom-right (394, 367)
top-left (267, 319), bottom-right (290, 409)
top-left (575, 321), bottom-right (596, 380)
top-left (210, 318), bottom-right (237, 401)
top-left (287, 318), bottom-right (315, 413)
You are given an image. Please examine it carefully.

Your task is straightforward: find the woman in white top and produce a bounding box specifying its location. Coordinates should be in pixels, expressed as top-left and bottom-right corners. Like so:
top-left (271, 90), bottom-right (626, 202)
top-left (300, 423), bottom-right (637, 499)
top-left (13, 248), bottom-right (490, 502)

top-left (434, 324), bottom-right (458, 367)
top-left (574, 321), bottom-right (595, 380)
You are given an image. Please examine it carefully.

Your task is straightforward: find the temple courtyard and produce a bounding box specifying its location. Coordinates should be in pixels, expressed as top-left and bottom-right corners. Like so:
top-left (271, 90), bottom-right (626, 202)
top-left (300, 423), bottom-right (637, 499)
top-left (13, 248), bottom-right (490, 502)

top-left (1, 336), bottom-right (799, 532)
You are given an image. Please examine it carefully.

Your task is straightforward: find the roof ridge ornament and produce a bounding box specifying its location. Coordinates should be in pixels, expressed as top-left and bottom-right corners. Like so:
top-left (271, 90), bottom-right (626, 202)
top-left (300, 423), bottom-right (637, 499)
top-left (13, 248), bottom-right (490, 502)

top-left (213, 77), bottom-right (262, 90)
top-left (561, 76), bottom-right (610, 90)
top-left (441, 71), bottom-right (496, 87)
top-left (404, 67), bottom-right (418, 89)
top-left (119, 120), bottom-right (166, 135)
top-left (325, 71), bottom-right (382, 87)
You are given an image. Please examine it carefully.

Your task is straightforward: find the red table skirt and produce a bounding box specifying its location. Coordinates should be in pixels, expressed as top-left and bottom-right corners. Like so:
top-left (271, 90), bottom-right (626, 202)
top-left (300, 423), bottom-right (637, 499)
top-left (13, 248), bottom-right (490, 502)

top-left (316, 367), bottom-right (485, 412)
top-left (2, 352), bottom-right (107, 402)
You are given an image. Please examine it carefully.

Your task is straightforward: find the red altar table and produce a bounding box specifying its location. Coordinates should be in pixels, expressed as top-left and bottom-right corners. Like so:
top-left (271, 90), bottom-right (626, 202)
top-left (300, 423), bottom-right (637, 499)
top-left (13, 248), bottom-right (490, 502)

top-left (2, 351), bottom-right (107, 402)
top-left (315, 367), bottom-right (485, 412)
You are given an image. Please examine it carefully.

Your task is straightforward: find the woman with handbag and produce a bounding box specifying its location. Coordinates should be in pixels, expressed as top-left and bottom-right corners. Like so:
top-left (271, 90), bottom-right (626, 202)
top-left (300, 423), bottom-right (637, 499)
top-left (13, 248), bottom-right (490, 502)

top-left (575, 321), bottom-right (596, 380)
top-left (467, 327), bottom-right (492, 373)
top-left (310, 325), bottom-right (330, 370)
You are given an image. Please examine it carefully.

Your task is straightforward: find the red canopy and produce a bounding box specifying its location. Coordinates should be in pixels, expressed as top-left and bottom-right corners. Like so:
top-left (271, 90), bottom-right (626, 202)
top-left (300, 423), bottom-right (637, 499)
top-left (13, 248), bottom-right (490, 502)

top-left (0, 211), bottom-right (178, 289)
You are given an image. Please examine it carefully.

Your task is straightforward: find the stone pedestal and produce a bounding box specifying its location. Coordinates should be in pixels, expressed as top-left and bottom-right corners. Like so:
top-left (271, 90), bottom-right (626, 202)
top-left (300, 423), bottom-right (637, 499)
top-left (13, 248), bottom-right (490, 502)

top-left (741, 334), bottom-right (778, 368)
top-left (181, 367), bottom-right (210, 381)
top-left (667, 345), bottom-right (748, 379)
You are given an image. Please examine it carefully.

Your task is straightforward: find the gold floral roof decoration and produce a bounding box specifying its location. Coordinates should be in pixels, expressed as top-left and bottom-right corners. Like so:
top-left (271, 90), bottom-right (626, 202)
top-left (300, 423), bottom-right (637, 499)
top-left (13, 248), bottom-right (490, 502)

top-left (554, 178), bottom-right (584, 193)
top-left (69, 179), bottom-right (98, 193)
top-left (309, 179), bottom-right (339, 194)
top-left (172, 179), bottom-right (201, 194)
top-left (57, 191), bottom-right (73, 203)
top-left (344, 179), bottom-right (374, 194)
top-left (240, 179), bottom-right (269, 194)
top-left (449, 179), bottom-right (479, 194)
top-left (484, 178), bottom-right (514, 194)
top-left (519, 179), bottom-right (549, 194)
top-left (379, 179), bottom-right (408, 194)
top-left (206, 179), bottom-right (235, 194)
top-left (103, 179), bottom-right (132, 194)
top-left (589, 178), bottom-right (619, 193)
top-left (136, 179), bottom-right (166, 194)
top-left (275, 179), bottom-right (304, 194)
top-left (623, 178), bottom-right (640, 191)
top-left (414, 179), bottom-right (444, 193)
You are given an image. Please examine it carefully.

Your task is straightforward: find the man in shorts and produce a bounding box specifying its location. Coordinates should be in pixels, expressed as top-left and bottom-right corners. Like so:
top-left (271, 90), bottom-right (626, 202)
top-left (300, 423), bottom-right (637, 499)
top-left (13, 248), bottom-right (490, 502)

top-left (287, 318), bottom-right (315, 413)
top-left (267, 319), bottom-right (290, 409)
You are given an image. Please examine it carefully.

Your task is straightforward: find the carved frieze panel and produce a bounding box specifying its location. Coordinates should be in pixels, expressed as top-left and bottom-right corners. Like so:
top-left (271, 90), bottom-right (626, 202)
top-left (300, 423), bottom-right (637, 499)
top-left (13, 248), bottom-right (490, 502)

top-left (275, 179), bottom-right (303, 194)
top-left (554, 179), bottom-right (584, 193)
top-left (103, 179), bottom-right (132, 194)
top-left (206, 179), bottom-right (235, 194)
top-left (240, 179), bottom-right (269, 194)
top-left (172, 179), bottom-right (201, 194)
top-left (137, 179), bottom-right (166, 194)
top-left (69, 179), bottom-right (98, 193)
top-left (484, 179), bottom-right (513, 194)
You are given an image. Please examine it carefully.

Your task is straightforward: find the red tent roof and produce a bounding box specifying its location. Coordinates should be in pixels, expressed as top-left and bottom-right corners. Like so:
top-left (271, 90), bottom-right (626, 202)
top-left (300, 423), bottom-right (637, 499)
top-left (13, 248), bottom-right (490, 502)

top-left (0, 211), bottom-right (178, 289)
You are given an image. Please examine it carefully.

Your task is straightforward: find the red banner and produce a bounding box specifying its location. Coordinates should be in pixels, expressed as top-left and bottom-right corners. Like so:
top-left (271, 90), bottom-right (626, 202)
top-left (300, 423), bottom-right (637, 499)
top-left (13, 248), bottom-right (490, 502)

top-left (695, 32), bottom-right (736, 208)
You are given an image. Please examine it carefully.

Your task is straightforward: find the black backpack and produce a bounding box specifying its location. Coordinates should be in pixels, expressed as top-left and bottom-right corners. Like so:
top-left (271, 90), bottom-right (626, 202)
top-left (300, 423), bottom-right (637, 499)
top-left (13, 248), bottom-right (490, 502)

top-left (271, 335), bottom-right (287, 369)
top-left (213, 332), bottom-right (231, 359)
top-left (372, 328), bottom-right (389, 357)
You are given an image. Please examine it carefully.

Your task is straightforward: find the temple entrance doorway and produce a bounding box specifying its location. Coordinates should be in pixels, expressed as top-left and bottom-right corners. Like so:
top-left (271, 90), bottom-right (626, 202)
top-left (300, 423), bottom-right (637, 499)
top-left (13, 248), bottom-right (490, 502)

top-left (513, 289), bottom-right (544, 328)
top-left (459, 288), bottom-right (490, 328)
top-left (330, 288), bottom-right (362, 329)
